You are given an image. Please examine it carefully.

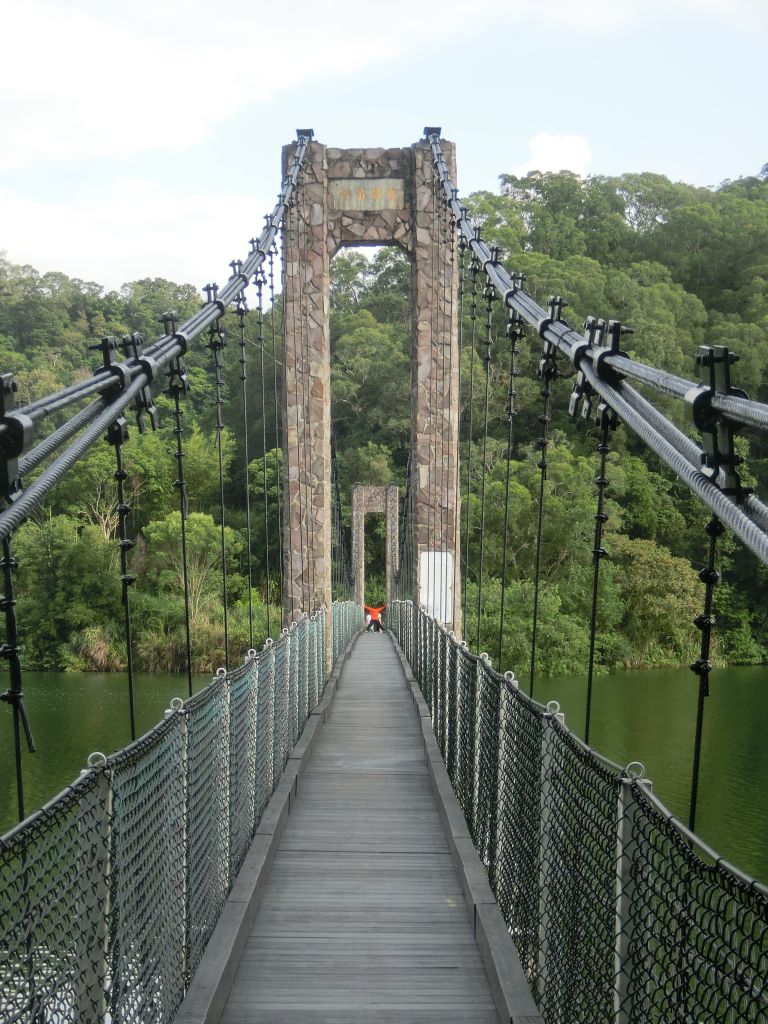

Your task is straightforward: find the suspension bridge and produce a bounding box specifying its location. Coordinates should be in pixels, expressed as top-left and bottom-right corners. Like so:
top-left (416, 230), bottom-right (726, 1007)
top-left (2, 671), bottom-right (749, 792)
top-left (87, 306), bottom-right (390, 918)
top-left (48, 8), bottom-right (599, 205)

top-left (0, 129), bottom-right (766, 1023)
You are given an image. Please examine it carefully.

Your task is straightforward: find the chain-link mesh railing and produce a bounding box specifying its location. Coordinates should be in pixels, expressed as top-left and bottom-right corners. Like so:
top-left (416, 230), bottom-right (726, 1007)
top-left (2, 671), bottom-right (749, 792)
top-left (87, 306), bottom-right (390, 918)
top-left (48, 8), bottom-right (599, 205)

top-left (0, 602), bottom-right (360, 1024)
top-left (391, 601), bottom-right (768, 1024)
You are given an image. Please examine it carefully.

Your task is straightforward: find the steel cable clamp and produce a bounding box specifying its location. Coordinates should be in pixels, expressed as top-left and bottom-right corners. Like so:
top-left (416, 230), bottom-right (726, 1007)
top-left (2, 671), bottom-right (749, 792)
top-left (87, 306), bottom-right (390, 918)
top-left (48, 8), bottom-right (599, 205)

top-left (120, 332), bottom-right (158, 432)
top-left (0, 375), bottom-right (34, 503)
top-left (684, 345), bottom-right (748, 497)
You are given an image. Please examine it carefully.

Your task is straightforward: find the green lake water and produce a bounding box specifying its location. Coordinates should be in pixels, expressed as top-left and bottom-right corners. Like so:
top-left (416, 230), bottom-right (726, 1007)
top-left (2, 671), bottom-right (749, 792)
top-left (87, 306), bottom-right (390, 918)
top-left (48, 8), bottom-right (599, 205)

top-left (0, 670), bottom-right (210, 835)
top-left (533, 663), bottom-right (768, 883)
top-left (1, 663), bottom-right (766, 883)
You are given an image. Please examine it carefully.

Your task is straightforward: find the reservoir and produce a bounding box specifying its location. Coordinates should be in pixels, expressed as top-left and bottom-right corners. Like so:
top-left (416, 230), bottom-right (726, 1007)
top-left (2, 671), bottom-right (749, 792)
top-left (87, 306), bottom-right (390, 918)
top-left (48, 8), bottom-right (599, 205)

top-left (1, 662), bottom-right (766, 883)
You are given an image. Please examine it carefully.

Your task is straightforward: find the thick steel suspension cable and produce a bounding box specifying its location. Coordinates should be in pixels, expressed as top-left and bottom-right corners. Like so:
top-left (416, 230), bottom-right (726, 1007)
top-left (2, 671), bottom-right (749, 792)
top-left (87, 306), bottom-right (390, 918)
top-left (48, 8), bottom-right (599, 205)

top-left (4, 138), bottom-right (313, 435)
top-left (0, 134), bottom-right (312, 545)
top-left (425, 129), bottom-right (768, 567)
top-left (18, 398), bottom-right (105, 477)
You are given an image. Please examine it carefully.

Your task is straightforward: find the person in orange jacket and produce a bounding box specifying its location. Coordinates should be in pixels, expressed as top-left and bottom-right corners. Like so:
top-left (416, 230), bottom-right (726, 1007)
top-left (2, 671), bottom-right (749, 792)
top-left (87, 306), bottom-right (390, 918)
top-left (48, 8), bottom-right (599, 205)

top-left (363, 603), bottom-right (386, 633)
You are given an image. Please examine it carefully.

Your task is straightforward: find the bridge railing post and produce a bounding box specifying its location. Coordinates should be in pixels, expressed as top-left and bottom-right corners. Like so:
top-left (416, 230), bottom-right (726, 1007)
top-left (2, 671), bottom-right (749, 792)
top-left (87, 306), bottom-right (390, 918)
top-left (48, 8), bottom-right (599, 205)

top-left (223, 672), bottom-right (232, 894)
top-left (258, 639), bottom-right (275, 816)
top-left (290, 622), bottom-right (300, 747)
top-left (484, 665), bottom-right (502, 885)
top-left (274, 628), bottom-right (291, 777)
top-left (174, 704), bottom-right (189, 985)
top-left (75, 763), bottom-right (112, 1020)
top-left (335, 603), bottom-right (343, 665)
top-left (437, 627), bottom-right (447, 754)
top-left (299, 616), bottom-right (309, 734)
top-left (308, 615), bottom-right (314, 717)
top-left (494, 675), bottom-right (514, 925)
top-left (538, 701), bottom-right (565, 1003)
top-left (429, 617), bottom-right (438, 720)
top-left (229, 653), bottom-right (259, 879)
top-left (472, 653), bottom-right (495, 857)
top-left (415, 610), bottom-right (423, 692)
top-left (467, 653), bottom-right (484, 839)
top-left (446, 632), bottom-right (458, 780)
top-left (614, 772), bottom-right (652, 1024)
top-left (309, 615), bottom-right (315, 718)
top-left (313, 610), bottom-right (321, 702)
top-left (422, 609), bottom-right (429, 697)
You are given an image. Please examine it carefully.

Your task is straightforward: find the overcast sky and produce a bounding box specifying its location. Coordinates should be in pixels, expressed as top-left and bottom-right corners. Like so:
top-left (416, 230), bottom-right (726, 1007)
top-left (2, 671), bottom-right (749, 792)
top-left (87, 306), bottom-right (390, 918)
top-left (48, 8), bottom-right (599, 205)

top-left (0, 0), bottom-right (765, 292)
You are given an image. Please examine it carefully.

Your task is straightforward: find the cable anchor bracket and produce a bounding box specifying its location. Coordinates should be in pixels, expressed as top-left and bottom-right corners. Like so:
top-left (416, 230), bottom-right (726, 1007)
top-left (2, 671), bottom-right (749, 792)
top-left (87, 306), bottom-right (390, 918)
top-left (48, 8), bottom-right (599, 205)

top-left (684, 345), bottom-right (749, 496)
top-left (537, 295), bottom-right (565, 381)
top-left (592, 319), bottom-right (633, 430)
top-left (0, 375), bottom-right (33, 503)
top-left (120, 332), bottom-right (159, 432)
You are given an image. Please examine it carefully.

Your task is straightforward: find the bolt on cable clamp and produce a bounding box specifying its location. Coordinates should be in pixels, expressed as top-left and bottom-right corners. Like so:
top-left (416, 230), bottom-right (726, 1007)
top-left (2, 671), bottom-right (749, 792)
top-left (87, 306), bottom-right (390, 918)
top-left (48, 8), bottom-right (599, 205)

top-left (592, 319), bottom-right (632, 387)
top-left (537, 294), bottom-right (568, 339)
top-left (90, 336), bottom-right (133, 394)
top-left (160, 310), bottom-right (188, 356)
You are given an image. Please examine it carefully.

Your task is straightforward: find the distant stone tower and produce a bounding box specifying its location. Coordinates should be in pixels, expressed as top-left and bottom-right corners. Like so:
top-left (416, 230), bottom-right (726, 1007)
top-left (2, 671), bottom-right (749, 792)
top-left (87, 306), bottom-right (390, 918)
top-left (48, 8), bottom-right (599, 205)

top-left (351, 484), bottom-right (399, 608)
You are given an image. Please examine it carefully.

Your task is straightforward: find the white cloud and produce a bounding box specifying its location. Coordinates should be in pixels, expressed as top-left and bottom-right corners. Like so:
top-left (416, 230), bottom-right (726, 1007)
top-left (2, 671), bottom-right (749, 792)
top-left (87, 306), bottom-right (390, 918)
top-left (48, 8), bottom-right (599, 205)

top-left (0, 180), bottom-right (271, 291)
top-left (513, 134), bottom-right (593, 178)
top-left (0, 0), bottom-right (420, 170)
top-left (0, 0), bottom-right (763, 170)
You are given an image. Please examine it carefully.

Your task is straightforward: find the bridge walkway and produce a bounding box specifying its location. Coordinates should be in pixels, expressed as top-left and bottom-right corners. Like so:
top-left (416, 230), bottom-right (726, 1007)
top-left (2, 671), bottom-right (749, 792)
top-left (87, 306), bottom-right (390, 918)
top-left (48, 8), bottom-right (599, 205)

top-left (219, 632), bottom-right (499, 1023)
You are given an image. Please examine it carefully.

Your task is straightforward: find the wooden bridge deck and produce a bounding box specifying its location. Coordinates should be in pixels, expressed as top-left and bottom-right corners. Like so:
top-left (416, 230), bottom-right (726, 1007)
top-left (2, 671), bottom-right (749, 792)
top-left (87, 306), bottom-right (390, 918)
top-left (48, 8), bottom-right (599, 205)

top-left (219, 632), bottom-right (499, 1023)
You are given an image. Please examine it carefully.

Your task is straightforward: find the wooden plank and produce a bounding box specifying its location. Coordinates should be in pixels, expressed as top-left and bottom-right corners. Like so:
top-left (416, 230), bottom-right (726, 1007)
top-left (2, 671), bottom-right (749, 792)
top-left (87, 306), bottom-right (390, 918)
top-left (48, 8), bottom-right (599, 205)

top-left (220, 634), bottom-right (499, 1023)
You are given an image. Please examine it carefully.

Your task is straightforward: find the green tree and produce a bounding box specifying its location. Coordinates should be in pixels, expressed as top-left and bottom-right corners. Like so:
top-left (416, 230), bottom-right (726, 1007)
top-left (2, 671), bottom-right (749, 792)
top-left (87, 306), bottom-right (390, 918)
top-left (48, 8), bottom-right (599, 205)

top-left (142, 511), bottom-right (243, 623)
top-left (13, 516), bottom-right (122, 668)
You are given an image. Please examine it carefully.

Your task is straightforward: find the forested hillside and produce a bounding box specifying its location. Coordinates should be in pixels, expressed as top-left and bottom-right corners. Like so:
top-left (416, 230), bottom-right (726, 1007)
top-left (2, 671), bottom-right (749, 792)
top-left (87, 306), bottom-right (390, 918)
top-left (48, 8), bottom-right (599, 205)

top-left (0, 163), bottom-right (765, 674)
top-left (459, 167), bottom-right (768, 673)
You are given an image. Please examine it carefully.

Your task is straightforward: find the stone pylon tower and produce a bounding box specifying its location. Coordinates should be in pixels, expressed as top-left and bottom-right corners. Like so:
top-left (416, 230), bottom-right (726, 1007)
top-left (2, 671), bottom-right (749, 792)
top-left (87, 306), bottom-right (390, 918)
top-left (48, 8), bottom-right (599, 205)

top-left (281, 133), bottom-right (461, 632)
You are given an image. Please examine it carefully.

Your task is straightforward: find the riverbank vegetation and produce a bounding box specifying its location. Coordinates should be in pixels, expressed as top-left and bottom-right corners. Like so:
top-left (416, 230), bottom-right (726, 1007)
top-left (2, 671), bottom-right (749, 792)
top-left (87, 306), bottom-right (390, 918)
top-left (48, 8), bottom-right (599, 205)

top-left (0, 163), bottom-right (766, 674)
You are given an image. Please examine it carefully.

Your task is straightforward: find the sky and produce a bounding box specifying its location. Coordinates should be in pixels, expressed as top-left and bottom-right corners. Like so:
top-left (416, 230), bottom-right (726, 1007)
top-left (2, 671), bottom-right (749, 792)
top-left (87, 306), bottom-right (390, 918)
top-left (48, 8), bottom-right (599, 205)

top-left (0, 0), bottom-right (765, 293)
